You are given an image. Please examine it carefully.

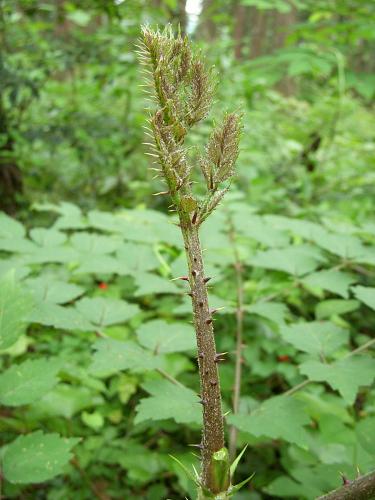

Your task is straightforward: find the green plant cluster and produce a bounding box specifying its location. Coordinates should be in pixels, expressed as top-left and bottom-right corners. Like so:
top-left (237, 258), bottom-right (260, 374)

top-left (0, 194), bottom-right (374, 498)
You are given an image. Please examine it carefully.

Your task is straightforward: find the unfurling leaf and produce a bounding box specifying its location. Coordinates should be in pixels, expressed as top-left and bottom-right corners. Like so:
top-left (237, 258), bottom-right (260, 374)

top-left (200, 112), bottom-right (242, 191)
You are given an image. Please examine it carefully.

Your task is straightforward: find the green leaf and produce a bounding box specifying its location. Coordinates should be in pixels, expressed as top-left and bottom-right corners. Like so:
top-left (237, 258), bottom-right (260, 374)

top-left (0, 358), bottom-right (60, 406)
top-left (356, 417), bottom-right (375, 455)
top-left (0, 213), bottom-right (25, 239)
top-left (228, 472), bottom-right (255, 496)
top-left (313, 233), bottom-right (366, 259)
top-left (30, 228), bottom-right (67, 247)
top-left (300, 356), bottom-right (375, 405)
top-left (137, 319), bottom-right (195, 353)
top-left (75, 255), bottom-right (120, 275)
top-left (71, 232), bottom-right (120, 254)
top-left (28, 384), bottom-right (103, 419)
top-left (0, 238), bottom-right (37, 253)
top-left (116, 242), bottom-right (160, 274)
top-left (3, 431), bottom-right (80, 484)
top-left (81, 410), bottom-right (104, 430)
top-left (75, 297), bottom-right (139, 327)
top-left (228, 396), bottom-right (310, 447)
top-left (230, 444), bottom-right (248, 478)
top-left (245, 302), bottom-right (288, 325)
top-left (352, 286), bottom-right (375, 311)
top-left (0, 273), bottom-right (34, 350)
top-left (302, 269), bottom-right (357, 298)
top-left (234, 214), bottom-right (289, 247)
top-left (250, 245), bottom-right (325, 276)
top-left (279, 321), bottom-right (349, 356)
top-left (134, 379), bottom-right (201, 425)
top-left (25, 277), bottom-right (84, 304)
top-left (27, 302), bottom-right (94, 331)
top-left (315, 299), bottom-right (360, 319)
top-left (264, 215), bottom-right (325, 240)
top-left (22, 247), bottom-right (78, 264)
top-left (90, 339), bottom-right (163, 375)
top-left (134, 272), bottom-right (180, 295)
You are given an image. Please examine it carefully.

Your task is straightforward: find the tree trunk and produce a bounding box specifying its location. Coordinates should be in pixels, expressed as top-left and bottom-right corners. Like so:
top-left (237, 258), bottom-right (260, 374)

top-left (233, 4), bottom-right (248, 60)
top-left (272, 6), bottom-right (297, 95)
top-left (0, 101), bottom-right (23, 215)
top-left (249, 7), bottom-right (268, 59)
top-left (198, 0), bottom-right (217, 41)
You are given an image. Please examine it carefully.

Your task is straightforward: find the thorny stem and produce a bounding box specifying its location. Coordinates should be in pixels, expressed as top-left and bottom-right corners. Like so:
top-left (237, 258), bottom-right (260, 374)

top-left (138, 26), bottom-right (241, 495)
top-left (317, 469), bottom-right (375, 500)
top-left (180, 219), bottom-right (227, 493)
top-left (226, 211), bottom-right (245, 460)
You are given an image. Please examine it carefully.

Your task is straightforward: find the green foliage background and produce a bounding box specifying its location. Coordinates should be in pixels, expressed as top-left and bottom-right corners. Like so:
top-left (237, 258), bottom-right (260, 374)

top-left (0, 0), bottom-right (374, 498)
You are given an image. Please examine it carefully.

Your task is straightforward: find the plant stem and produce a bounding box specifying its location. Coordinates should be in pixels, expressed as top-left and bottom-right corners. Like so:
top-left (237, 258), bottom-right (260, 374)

top-left (317, 470), bottom-right (375, 500)
top-left (180, 219), bottom-right (227, 494)
top-left (226, 213), bottom-right (245, 460)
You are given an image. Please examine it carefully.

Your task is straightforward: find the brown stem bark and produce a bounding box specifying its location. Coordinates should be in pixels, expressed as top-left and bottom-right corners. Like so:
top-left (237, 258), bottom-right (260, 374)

top-left (180, 220), bottom-right (226, 493)
top-left (317, 470), bottom-right (375, 500)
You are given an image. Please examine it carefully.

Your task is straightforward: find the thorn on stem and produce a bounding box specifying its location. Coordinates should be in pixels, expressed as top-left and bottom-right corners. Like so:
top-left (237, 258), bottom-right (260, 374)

top-left (206, 318), bottom-right (213, 325)
top-left (214, 352), bottom-right (228, 363)
top-left (340, 473), bottom-right (351, 486)
top-left (153, 190), bottom-right (170, 196)
top-left (204, 276), bottom-right (212, 283)
top-left (210, 307), bottom-right (225, 315)
top-left (172, 276), bottom-right (189, 282)
top-left (188, 443), bottom-right (203, 449)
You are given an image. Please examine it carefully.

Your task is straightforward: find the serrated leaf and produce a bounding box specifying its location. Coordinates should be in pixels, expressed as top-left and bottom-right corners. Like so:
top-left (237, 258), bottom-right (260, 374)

top-left (352, 286), bottom-right (375, 311)
top-left (234, 214), bottom-right (289, 247)
top-left (0, 237), bottom-right (37, 253)
top-left (25, 277), bottom-right (84, 304)
top-left (29, 228), bottom-right (67, 247)
top-left (71, 232), bottom-right (120, 254)
top-left (313, 233), bottom-right (366, 259)
top-left (28, 384), bottom-right (104, 419)
top-left (137, 320), bottom-right (195, 353)
top-left (23, 247), bottom-right (78, 264)
top-left (27, 302), bottom-right (94, 331)
top-left (264, 215), bottom-right (325, 240)
top-left (75, 254), bottom-right (120, 275)
top-left (245, 302), bottom-right (288, 325)
top-left (134, 379), bottom-right (201, 425)
top-left (300, 356), bottom-right (375, 404)
top-left (250, 245), bottom-right (325, 276)
top-left (228, 396), bottom-right (310, 447)
top-left (302, 269), bottom-right (357, 298)
top-left (0, 273), bottom-right (34, 349)
top-left (0, 213), bottom-right (25, 239)
top-left (134, 272), bottom-right (180, 295)
top-left (356, 417), bottom-right (375, 455)
top-left (90, 339), bottom-right (163, 375)
top-left (116, 242), bottom-right (160, 274)
top-left (0, 358), bottom-right (60, 406)
top-left (3, 431), bottom-right (80, 484)
top-left (279, 321), bottom-right (349, 356)
top-left (75, 297), bottom-right (139, 327)
top-left (315, 299), bottom-right (360, 319)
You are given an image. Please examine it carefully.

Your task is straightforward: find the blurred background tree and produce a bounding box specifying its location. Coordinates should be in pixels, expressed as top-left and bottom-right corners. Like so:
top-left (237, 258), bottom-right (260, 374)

top-left (0, 0), bottom-right (374, 217)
